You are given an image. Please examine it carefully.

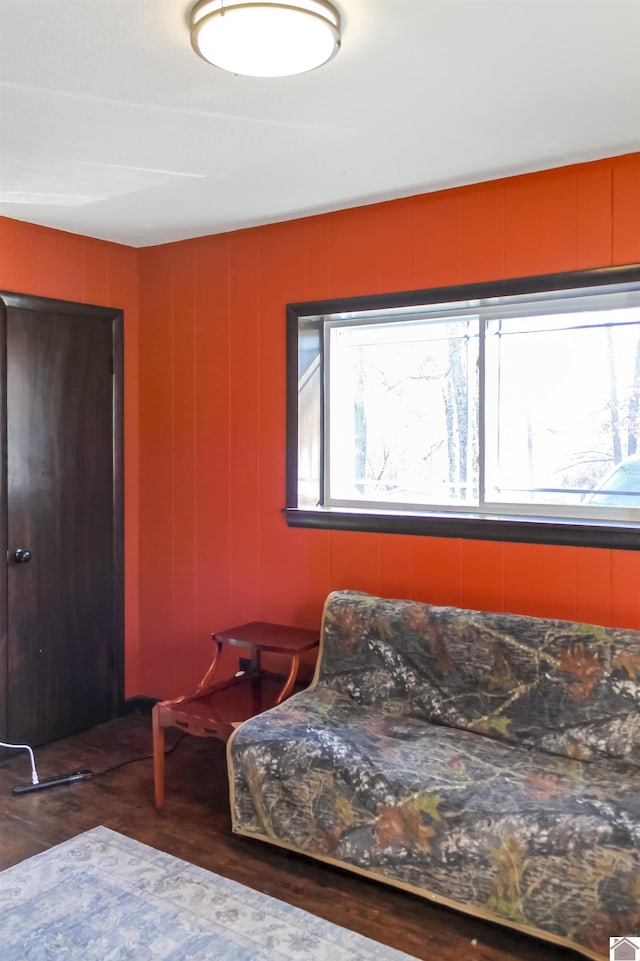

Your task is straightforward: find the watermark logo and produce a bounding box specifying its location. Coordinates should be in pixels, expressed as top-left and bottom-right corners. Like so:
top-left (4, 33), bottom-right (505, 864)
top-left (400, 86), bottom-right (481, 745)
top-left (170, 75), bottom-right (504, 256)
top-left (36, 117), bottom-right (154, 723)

top-left (611, 938), bottom-right (640, 961)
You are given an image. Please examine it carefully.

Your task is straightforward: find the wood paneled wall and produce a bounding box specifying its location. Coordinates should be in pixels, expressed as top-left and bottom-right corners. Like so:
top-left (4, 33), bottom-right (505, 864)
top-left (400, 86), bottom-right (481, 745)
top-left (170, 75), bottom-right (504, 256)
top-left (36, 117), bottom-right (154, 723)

top-left (2, 155), bottom-right (639, 702)
top-left (137, 153), bottom-right (640, 699)
top-left (0, 217), bottom-right (142, 695)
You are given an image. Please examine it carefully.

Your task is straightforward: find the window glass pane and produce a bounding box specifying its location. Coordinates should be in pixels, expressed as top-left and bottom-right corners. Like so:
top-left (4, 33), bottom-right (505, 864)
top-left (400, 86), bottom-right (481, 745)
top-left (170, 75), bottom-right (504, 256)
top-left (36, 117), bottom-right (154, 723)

top-left (485, 307), bottom-right (640, 508)
top-left (326, 317), bottom-right (479, 507)
top-left (297, 319), bottom-right (322, 507)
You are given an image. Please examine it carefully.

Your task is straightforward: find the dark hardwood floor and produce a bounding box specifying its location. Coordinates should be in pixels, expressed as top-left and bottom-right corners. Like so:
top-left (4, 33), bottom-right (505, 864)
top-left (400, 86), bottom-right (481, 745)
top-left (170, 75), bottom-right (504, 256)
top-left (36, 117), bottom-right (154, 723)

top-left (0, 713), bottom-right (580, 961)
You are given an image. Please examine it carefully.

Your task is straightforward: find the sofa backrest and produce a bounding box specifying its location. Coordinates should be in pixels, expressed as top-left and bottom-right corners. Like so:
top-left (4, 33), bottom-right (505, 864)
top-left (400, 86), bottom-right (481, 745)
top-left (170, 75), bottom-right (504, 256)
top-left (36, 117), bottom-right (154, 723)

top-left (315, 590), bottom-right (640, 766)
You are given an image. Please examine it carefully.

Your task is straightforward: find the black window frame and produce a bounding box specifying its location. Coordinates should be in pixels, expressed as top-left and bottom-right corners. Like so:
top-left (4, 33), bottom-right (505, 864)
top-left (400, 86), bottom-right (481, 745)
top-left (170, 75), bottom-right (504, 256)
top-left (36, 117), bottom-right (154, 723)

top-left (284, 263), bottom-right (640, 551)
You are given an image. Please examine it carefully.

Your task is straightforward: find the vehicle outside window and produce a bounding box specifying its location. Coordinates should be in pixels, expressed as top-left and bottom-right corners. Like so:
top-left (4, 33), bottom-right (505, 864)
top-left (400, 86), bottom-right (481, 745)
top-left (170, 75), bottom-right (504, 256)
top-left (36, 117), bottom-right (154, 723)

top-left (584, 455), bottom-right (640, 507)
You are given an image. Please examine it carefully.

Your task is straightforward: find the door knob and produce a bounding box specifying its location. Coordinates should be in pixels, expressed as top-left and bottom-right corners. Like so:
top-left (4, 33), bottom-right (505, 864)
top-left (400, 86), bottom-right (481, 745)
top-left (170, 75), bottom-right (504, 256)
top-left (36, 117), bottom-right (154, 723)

top-left (12, 548), bottom-right (32, 563)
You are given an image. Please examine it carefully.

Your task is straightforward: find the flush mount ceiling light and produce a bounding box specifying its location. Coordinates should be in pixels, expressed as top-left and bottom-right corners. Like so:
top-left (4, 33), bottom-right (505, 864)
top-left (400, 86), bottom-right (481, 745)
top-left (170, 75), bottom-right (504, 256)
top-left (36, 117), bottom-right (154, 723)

top-left (190, 0), bottom-right (341, 77)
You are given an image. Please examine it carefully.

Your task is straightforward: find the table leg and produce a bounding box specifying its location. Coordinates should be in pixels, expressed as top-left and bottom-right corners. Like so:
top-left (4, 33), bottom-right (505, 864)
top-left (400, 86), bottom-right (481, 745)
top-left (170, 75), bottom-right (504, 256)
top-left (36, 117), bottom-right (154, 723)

top-left (152, 705), bottom-right (165, 813)
top-left (195, 640), bottom-right (223, 692)
top-left (249, 649), bottom-right (262, 714)
top-left (277, 653), bottom-right (301, 704)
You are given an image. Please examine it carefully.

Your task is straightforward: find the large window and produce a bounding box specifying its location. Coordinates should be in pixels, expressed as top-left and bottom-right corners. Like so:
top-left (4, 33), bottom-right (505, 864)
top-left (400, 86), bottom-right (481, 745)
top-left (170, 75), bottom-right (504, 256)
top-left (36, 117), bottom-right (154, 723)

top-left (285, 265), bottom-right (640, 549)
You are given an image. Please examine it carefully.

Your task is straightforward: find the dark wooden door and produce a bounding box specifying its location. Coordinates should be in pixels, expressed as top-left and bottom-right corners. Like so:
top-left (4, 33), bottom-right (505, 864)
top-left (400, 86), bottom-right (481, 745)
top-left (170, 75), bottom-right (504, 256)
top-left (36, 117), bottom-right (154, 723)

top-left (0, 293), bottom-right (123, 747)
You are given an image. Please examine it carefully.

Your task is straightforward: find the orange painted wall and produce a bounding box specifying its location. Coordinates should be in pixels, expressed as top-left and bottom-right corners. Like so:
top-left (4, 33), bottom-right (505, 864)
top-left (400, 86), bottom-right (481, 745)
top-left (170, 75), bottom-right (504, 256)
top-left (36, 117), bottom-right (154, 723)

top-left (137, 153), bottom-right (640, 699)
top-left (0, 217), bottom-right (142, 696)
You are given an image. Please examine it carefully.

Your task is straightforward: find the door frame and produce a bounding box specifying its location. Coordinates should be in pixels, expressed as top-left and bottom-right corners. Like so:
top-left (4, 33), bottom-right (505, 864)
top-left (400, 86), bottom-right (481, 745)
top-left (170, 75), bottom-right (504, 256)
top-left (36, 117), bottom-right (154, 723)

top-left (0, 291), bottom-right (125, 742)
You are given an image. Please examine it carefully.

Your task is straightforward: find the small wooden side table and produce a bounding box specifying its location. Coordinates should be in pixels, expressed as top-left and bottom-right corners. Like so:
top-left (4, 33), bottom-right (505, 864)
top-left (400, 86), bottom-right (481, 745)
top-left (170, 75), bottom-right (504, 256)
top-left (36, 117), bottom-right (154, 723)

top-left (152, 621), bottom-right (320, 811)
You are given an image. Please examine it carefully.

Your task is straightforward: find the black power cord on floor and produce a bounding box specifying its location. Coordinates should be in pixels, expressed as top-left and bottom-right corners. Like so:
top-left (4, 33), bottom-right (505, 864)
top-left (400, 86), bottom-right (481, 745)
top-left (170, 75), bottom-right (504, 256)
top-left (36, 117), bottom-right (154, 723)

top-left (91, 733), bottom-right (189, 779)
top-left (8, 733), bottom-right (189, 796)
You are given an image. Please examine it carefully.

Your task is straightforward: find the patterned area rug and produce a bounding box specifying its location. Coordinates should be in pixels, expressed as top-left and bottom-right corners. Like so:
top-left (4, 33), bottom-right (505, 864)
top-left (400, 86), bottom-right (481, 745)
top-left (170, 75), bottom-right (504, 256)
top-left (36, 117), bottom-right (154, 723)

top-left (0, 826), bottom-right (419, 960)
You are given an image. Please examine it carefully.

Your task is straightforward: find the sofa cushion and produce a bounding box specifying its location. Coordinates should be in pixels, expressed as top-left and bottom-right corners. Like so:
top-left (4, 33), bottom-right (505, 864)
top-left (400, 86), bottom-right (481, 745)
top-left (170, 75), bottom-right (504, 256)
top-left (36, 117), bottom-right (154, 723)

top-left (315, 591), bottom-right (640, 765)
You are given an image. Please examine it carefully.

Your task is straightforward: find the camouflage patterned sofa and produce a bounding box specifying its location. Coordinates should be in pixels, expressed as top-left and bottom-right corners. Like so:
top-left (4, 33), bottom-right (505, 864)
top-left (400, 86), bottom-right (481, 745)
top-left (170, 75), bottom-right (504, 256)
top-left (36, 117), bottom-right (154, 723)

top-left (227, 590), bottom-right (640, 961)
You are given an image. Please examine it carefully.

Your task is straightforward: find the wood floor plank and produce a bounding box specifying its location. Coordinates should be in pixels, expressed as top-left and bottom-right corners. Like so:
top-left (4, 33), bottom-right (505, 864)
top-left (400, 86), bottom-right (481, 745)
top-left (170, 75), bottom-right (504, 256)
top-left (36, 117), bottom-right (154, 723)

top-left (0, 715), bottom-right (579, 961)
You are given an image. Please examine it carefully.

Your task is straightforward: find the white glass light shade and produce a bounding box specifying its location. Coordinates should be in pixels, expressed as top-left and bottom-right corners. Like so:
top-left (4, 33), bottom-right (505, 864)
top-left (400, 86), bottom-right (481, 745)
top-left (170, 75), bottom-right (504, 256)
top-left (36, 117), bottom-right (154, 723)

top-left (190, 0), bottom-right (341, 77)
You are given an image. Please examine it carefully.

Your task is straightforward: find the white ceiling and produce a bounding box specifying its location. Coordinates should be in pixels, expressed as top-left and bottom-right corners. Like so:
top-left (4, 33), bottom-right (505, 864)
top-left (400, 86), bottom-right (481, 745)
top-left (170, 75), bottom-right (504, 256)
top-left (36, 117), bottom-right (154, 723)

top-left (1, 0), bottom-right (639, 248)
